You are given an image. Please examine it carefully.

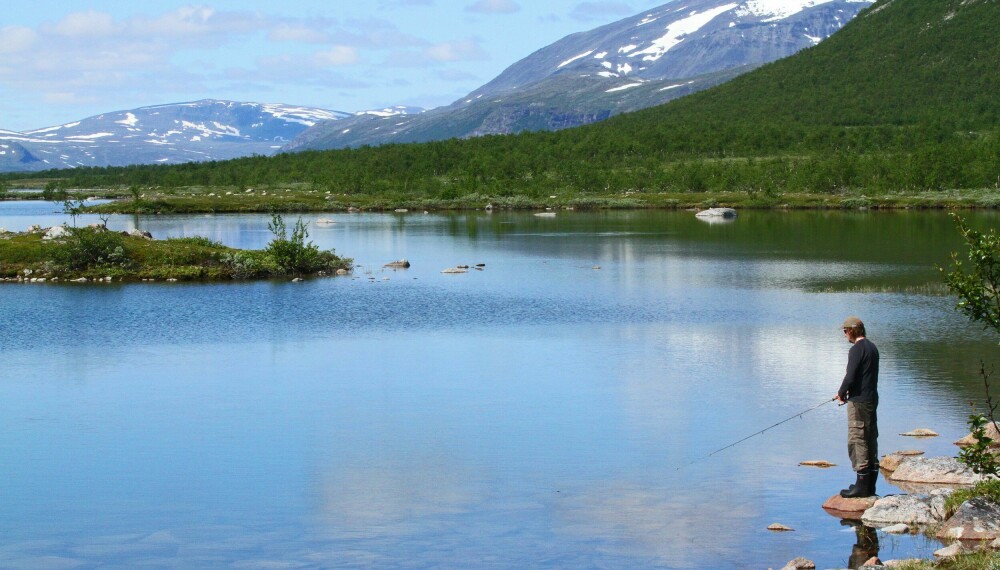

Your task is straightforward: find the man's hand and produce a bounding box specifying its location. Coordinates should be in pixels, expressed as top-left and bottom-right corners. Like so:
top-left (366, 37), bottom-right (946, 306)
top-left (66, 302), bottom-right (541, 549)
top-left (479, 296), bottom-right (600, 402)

top-left (834, 394), bottom-right (846, 404)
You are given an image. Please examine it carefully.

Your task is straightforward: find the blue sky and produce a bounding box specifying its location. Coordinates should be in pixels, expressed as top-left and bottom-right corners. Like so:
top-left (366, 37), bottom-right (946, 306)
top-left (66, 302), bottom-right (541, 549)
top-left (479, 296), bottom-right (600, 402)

top-left (0, 0), bottom-right (666, 131)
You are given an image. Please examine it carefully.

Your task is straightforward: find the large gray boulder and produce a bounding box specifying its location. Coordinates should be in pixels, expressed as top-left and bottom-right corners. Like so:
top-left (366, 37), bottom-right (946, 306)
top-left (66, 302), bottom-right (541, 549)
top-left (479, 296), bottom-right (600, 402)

top-left (861, 492), bottom-right (950, 526)
top-left (888, 456), bottom-right (984, 486)
top-left (936, 497), bottom-right (1000, 542)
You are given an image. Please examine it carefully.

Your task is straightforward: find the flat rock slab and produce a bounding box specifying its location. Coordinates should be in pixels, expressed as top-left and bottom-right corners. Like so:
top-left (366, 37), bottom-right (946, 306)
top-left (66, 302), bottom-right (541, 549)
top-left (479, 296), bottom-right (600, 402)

top-left (799, 460), bottom-right (836, 468)
top-left (935, 497), bottom-right (1000, 542)
top-left (823, 494), bottom-right (878, 516)
top-left (862, 493), bottom-right (949, 526)
top-left (900, 428), bottom-right (939, 437)
top-left (880, 454), bottom-right (909, 473)
top-left (889, 456), bottom-right (983, 485)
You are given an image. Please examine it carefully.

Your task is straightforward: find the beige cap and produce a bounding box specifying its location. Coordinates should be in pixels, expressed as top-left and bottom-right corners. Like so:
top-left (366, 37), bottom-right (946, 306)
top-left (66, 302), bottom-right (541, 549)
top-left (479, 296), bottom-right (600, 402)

top-left (843, 316), bottom-right (864, 329)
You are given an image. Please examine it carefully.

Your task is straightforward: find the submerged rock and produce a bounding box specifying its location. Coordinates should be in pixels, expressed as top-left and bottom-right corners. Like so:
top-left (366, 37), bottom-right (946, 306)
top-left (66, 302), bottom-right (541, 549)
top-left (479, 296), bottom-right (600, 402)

top-left (799, 460), bottom-right (836, 468)
top-left (936, 497), bottom-right (1000, 542)
top-left (384, 259), bottom-right (411, 268)
top-left (441, 267), bottom-right (468, 274)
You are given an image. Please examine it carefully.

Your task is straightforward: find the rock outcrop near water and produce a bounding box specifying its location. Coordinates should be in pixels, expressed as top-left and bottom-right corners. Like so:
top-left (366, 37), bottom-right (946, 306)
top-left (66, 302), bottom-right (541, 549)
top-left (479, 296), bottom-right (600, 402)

top-left (889, 457), bottom-right (985, 486)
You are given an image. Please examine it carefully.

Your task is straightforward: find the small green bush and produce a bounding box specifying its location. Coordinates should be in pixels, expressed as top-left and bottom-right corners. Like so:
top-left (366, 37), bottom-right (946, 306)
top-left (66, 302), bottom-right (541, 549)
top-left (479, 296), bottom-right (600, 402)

top-left (840, 196), bottom-right (873, 209)
top-left (265, 214), bottom-right (343, 275)
top-left (166, 236), bottom-right (224, 248)
top-left (220, 251), bottom-right (277, 278)
top-left (53, 227), bottom-right (131, 270)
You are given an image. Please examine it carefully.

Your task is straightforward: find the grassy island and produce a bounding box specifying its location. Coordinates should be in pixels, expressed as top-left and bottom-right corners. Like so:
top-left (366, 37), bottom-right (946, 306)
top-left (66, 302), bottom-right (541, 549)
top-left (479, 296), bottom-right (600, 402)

top-left (0, 215), bottom-right (351, 283)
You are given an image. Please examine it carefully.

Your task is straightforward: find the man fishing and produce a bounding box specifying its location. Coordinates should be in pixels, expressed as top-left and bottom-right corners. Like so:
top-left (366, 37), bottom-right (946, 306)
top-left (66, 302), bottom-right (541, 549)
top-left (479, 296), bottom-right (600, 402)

top-left (835, 316), bottom-right (880, 498)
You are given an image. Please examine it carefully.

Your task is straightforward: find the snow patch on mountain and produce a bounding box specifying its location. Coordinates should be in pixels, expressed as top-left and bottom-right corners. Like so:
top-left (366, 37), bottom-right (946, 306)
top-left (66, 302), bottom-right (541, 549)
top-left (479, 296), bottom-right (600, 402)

top-left (559, 50), bottom-right (596, 68)
top-left (117, 113), bottom-right (139, 127)
top-left (634, 4), bottom-right (740, 61)
top-left (736, 0), bottom-right (837, 22)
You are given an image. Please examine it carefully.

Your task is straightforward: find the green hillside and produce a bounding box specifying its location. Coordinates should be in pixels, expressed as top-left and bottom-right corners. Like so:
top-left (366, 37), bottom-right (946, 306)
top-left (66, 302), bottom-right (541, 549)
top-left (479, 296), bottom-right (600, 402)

top-left (5, 0), bottom-right (999, 206)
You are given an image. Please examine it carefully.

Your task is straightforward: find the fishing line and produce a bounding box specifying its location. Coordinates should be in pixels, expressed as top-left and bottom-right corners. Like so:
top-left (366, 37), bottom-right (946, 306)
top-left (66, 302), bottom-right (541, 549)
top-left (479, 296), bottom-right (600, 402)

top-left (675, 397), bottom-right (839, 471)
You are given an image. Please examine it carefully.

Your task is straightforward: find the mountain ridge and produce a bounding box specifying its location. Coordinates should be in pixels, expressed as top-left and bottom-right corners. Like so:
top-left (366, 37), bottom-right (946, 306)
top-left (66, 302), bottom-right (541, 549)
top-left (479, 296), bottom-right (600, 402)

top-left (0, 100), bottom-right (351, 173)
top-left (287, 0), bottom-right (875, 151)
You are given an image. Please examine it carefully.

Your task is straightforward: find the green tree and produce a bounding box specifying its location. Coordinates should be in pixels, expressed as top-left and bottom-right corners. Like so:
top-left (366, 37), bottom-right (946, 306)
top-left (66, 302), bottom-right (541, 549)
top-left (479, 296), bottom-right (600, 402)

top-left (943, 214), bottom-right (1000, 476)
top-left (63, 198), bottom-right (86, 227)
top-left (943, 215), bottom-right (1000, 337)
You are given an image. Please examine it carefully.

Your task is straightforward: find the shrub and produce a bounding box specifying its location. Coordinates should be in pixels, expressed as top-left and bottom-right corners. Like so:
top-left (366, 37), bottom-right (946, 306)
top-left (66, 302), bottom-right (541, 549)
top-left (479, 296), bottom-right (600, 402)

top-left (53, 227), bottom-right (131, 270)
top-left (220, 250), bottom-right (277, 278)
top-left (265, 214), bottom-right (343, 275)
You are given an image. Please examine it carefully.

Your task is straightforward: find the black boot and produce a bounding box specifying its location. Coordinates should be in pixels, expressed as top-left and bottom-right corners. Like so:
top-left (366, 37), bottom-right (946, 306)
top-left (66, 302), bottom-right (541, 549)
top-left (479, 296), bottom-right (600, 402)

top-left (868, 464), bottom-right (879, 496)
top-left (840, 471), bottom-right (872, 498)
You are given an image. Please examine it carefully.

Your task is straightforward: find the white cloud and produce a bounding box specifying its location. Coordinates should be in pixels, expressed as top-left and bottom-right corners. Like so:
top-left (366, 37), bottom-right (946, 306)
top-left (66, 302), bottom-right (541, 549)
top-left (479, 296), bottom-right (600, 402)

top-left (267, 23), bottom-right (329, 43)
top-left (47, 10), bottom-right (117, 37)
top-left (315, 45), bottom-right (361, 66)
top-left (0, 26), bottom-right (38, 54)
top-left (424, 39), bottom-right (489, 62)
top-left (465, 0), bottom-right (521, 14)
top-left (378, 0), bottom-right (435, 6)
top-left (570, 1), bottom-right (634, 22)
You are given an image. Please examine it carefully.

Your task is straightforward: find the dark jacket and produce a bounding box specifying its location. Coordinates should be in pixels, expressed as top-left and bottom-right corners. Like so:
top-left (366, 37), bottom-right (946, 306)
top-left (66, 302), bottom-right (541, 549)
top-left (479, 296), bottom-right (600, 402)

top-left (838, 338), bottom-right (879, 403)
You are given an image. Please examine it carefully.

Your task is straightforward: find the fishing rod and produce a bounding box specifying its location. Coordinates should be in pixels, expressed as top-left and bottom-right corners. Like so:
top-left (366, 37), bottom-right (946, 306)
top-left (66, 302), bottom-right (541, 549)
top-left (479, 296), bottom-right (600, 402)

top-left (675, 396), bottom-right (841, 471)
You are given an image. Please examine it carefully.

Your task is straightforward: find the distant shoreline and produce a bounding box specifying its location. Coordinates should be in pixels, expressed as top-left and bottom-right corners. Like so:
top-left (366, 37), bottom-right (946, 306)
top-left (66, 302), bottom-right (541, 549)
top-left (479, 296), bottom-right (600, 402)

top-left (4, 186), bottom-right (1000, 214)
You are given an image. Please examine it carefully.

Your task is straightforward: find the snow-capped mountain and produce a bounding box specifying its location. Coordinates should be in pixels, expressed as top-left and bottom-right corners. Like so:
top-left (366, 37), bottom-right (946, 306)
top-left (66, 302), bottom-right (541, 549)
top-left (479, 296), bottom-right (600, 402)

top-left (287, 0), bottom-right (874, 151)
top-left (0, 100), bottom-right (350, 172)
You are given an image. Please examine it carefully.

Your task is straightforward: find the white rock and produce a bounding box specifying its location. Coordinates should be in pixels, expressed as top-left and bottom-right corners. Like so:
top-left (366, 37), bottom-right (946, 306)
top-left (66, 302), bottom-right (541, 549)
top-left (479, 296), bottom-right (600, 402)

top-left (695, 207), bottom-right (737, 218)
top-left (534, 212), bottom-right (557, 217)
top-left (880, 523), bottom-right (910, 534)
top-left (42, 225), bottom-right (70, 240)
top-left (441, 267), bottom-right (468, 274)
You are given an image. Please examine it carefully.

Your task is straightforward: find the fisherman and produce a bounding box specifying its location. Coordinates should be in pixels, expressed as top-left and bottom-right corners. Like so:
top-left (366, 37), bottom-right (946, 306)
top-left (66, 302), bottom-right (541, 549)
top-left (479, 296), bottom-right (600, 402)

top-left (835, 316), bottom-right (880, 498)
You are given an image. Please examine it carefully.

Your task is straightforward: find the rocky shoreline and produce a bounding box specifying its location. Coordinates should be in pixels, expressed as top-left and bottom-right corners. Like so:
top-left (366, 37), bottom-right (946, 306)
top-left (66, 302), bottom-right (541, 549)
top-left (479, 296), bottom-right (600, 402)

top-left (776, 431), bottom-right (1000, 570)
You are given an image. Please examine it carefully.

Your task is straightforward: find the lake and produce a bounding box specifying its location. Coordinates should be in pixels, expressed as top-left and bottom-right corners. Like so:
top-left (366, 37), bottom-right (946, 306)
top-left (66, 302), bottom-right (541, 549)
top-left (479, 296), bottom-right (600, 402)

top-left (1, 201), bottom-right (997, 569)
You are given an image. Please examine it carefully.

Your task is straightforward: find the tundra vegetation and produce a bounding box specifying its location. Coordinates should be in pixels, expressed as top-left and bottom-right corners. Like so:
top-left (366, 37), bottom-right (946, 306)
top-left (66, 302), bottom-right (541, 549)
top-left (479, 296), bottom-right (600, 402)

top-left (0, 215), bottom-right (349, 282)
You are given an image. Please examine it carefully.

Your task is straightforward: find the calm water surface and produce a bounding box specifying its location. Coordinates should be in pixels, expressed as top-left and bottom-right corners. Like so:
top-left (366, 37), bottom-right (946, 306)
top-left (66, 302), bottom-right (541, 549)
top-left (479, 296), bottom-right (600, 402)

top-left (1, 202), bottom-right (998, 569)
